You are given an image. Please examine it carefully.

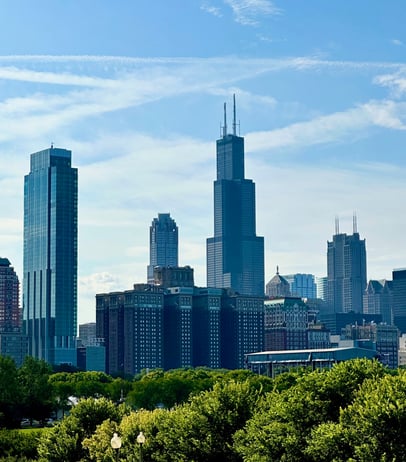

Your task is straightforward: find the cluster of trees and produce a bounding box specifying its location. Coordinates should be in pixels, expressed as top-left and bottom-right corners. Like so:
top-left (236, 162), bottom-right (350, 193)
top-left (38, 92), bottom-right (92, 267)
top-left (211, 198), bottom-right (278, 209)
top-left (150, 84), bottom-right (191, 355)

top-left (1, 358), bottom-right (406, 461)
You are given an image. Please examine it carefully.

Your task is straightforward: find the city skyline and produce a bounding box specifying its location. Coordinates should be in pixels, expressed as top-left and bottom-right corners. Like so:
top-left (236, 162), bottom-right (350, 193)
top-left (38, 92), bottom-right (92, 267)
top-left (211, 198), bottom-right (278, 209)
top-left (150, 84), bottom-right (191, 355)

top-left (0, 1), bottom-right (406, 324)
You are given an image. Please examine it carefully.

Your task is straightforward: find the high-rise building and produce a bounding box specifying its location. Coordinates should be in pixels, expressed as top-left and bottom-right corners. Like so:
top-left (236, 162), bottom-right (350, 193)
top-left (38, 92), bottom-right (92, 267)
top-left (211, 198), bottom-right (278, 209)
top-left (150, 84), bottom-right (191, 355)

top-left (316, 276), bottom-right (328, 301)
top-left (0, 258), bottom-right (20, 332)
top-left (392, 268), bottom-right (406, 334)
top-left (283, 273), bottom-right (317, 299)
top-left (363, 280), bottom-right (393, 325)
top-left (327, 219), bottom-right (367, 313)
top-left (147, 213), bottom-right (178, 283)
top-left (207, 96), bottom-right (264, 296)
top-left (23, 147), bottom-right (78, 366)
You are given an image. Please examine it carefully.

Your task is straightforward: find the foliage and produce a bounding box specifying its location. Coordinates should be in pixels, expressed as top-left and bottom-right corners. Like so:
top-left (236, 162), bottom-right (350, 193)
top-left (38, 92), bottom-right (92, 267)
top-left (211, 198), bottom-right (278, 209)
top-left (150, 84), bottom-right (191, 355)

top-left (0, 356), bottom-right (22, 428)
top-left (37, 397), bottom-right (125, 462)
top-left (0, 428), bottom-right (42, 460)
top-left (18, 356), bottom-right (55, 424)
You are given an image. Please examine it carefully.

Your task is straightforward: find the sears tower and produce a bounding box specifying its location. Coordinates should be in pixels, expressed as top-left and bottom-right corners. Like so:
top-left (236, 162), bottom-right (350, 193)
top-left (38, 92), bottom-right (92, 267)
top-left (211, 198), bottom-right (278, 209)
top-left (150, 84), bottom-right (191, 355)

top-left (207, 96), bottom-right (264, 296)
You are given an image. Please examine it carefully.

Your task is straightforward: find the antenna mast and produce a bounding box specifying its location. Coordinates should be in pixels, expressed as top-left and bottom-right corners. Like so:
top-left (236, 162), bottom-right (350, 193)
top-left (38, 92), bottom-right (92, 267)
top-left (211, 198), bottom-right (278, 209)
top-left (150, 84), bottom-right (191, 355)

top-left (353, 211), bottom-right (358, 234)
top-left (223, 102), bottom-right (227, 137)
top-left (335, 216), bottom-right (339, 235)
top-left (233, 93), bottom-right (237, 135)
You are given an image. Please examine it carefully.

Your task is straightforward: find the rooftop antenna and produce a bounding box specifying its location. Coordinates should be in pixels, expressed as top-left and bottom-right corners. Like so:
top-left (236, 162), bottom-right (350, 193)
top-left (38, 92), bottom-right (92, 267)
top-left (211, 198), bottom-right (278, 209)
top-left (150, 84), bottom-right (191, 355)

top-left (353, 211), bottom-right (358, 234)
top-left (233, 93), bottom-right (237, 136)
top-left (223, 102), bottom-right (228, 137)
top-left (51, 142), bottom-right (54, 149)
top-left (335, 216), bottom-right (339, 235)
top-left (276, 265), bottom-right (279, 275)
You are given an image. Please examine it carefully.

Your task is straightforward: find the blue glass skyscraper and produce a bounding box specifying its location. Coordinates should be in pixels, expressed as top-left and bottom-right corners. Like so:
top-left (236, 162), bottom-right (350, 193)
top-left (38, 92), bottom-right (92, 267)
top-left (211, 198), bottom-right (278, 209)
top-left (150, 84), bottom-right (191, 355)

top-left (23, 147), bottom-right (78, 365)
top-left (207, 97), bottom-right (264, 296)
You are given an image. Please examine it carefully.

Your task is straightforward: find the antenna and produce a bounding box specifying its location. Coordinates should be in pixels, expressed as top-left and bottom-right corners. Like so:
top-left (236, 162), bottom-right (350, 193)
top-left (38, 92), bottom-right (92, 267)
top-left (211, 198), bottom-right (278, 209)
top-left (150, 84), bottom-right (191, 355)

top-left (276, 265), bottom-right (279, 275)
top-left (335, 216), bottom-right (339, 235)
top-left (353, 211), bottom-right (358, 234)
top-left (233, 93), bottom-right (237, 136)
top-left (223, 102), bottom-right (227, 137)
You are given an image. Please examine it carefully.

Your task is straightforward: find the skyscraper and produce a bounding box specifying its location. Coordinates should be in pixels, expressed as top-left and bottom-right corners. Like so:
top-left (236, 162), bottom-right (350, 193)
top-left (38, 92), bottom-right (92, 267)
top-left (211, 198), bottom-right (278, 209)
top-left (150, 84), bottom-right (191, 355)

top-left (0, 258), bottom-right (20, 332)
top-left (23, 147), bottom-right (78, 366)
top-left (326, 218), bottom-right (367, 313)
top-left (147, 213), bottom-right (178, 283)
top-left (392, 268), bottom-right (406, 334)
top-left (207, 96), bottom-right (264, 296)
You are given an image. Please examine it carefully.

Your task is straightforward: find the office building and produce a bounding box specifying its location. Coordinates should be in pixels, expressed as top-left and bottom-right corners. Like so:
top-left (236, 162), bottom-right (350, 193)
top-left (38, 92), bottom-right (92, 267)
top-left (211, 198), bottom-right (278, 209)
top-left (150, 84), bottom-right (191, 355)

top-left (96, 285), bottom-right (165, 376)
top-left (283, 273), bottom-right (317, 299)
top-left (152, 265), bottom-right (194, 288)
top-left (0, 258), bottom-right (20, 332)
top-left (363, 280), bottom-right (393, 326)
top-left (147, 213), bottom-right (178, 283)
top-left (78, 322), bottom-right (96, 347)
top-left (207, 96), bottom-right (264, 296)
top-left (327, 218), bottom-right (367, 313)
top-left (96, 284), bottom-right (263, 374)
top-left (392, 268), bottom-right (406, 334)
top-left (342, 322), bottom-right (399, 369)
top-left (23, 147), bottom-right (78, 366)
top-left (266, 268), bottom-right (291, 298)
top-left (316, 276), bottom-right (328, 301)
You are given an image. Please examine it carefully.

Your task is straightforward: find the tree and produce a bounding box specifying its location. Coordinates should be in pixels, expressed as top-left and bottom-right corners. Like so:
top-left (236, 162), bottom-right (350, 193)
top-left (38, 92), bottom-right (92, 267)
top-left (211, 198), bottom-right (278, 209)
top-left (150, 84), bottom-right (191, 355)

top-left (19, 356), bottom-right (55, 424)
top-left (37, 397), bottom-right (125, 461)
top-left (0, 355), bottom-right (22, 428)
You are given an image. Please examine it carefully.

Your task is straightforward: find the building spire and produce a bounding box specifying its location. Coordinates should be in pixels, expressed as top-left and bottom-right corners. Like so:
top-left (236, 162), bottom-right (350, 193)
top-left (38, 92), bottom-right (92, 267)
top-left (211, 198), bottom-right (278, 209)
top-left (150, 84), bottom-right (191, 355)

top-left (276, 265), bottom-right (279, 275)
top-left (335, 216), bottom-right (340, 235)
top-left (353, 211), bottom-right (358, 234)
top-left (223, 102), bottom-right (228, 137)
top-left (233, 94), bottom-right (237, 136)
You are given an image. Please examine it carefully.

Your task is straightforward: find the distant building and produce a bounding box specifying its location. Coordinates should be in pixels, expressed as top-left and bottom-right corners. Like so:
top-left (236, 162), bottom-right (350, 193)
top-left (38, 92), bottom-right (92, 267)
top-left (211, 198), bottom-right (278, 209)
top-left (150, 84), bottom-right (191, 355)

top-left (23, 147), bottom-right (78, 366)
top-left (363, 280), bottom-right (393, 325)
top-left (0, 258), bottom-right (21, 332)
top-left (152, 265), bottom-right (194, 288)
top-left (207, 96), bottom-right (264, 296)
top-left (316, 276), bottom-right (328, 301)
top-left (392, 269), bottom-right (406, 334)
top-left (96, 285), bottom-right (264, 374)
top-left (283, 273), bottom-right (317, 299)
top-left (78, 322), bottom-right (97, 347)
top-left (147, 213), bottom-right (178, 284)
top-left (327, 219), bottom-right (367, 313)
top-left (342, 322), bottom-right (399, 369)
top-left (266, 268), bottom-right (291, 298)
top-left (264, 297), bottom-right (308, 350)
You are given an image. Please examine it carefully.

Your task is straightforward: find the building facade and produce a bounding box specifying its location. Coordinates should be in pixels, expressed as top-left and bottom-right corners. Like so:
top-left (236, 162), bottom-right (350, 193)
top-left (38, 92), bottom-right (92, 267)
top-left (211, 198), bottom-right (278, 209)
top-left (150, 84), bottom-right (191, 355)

top-left (23, 147), bottom-right (78, 366)
top-left (266, 268), bottom-right (291, 298)
top-left (327, 226), bottom-right (367, 313)
top-left (147, 213), bottom-right (178, 283)
top-left (96, 285), bottom-right (264, 374)
top-left (0, 258), bottom-right (20, 332)
top-left (207, 97), bottom-right (264, 296)
top-left (283, 273), bottom-right (317, 299)
top-left (392, 268), bottom-right (406, 334)
top-left (363, 279), bottom-right (393, 326)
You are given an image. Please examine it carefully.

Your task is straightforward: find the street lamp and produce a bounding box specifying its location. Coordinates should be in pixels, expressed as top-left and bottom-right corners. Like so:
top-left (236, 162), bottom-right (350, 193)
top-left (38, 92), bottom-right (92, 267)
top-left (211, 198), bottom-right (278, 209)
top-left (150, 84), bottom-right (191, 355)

top-left (137, 431), bottom-right (146, 462)
top-left (111, 432), bottom-right (122, 462)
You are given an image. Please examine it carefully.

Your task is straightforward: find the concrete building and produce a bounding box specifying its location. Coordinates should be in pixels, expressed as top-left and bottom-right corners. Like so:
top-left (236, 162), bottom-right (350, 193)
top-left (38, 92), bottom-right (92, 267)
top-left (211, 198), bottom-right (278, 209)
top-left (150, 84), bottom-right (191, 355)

top-left (266, 268), bottom-right (291, 298)
top-left (0, 258), bottom-right (20, 332)
top-left (207, 96), bottom-right (264, 297)
top-left (23, 147), bottom-right (78, 366)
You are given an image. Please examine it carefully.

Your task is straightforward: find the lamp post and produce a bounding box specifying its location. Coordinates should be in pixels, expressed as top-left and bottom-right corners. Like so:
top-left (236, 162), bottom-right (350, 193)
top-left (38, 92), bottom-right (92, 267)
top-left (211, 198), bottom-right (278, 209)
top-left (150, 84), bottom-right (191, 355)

top-left (111, 432), bottom-right (122, 462)
top-left (137, 431), bottom-right (146, 462)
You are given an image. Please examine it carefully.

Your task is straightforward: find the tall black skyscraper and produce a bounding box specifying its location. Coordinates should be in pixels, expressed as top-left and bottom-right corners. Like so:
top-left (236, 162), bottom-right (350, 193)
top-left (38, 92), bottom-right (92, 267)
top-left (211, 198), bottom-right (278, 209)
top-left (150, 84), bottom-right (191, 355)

top-left (147, 213), bottom-right (178, 283)
top-left (392, 268), bottom-right (406, 333)
top-left (23, 147), bottom-right (78, 366)
top-left (207, 96), bottom-right (264, 296)
top-left (327, 217), bottom-right (367, 313)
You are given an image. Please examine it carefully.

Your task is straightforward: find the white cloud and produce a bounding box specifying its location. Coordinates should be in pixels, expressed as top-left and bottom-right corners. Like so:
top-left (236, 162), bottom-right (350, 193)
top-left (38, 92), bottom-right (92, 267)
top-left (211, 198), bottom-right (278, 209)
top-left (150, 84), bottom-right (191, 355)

top-left (391, 39), bottom-right (404, 46)
top-left (224, 0), bottom-right (281, 26)
top-left (201, 2), bottom-right (223, 17)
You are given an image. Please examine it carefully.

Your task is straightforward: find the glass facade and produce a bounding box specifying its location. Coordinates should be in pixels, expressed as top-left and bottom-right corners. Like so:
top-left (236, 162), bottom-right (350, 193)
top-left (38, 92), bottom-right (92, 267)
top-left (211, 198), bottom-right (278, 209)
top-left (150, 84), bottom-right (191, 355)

top-left (23, 147), bottom-right (78, 366)
top-left (147, 213), bottom-right (178, 283)
top-left (207, 129), bottom-right (264, 296)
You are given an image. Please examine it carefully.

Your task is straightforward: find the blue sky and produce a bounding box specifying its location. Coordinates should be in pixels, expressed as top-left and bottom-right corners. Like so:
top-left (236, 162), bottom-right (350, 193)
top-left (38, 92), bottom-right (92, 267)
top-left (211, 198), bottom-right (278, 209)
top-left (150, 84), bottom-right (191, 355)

top-left (1, 0), bottom-right (406, 324)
